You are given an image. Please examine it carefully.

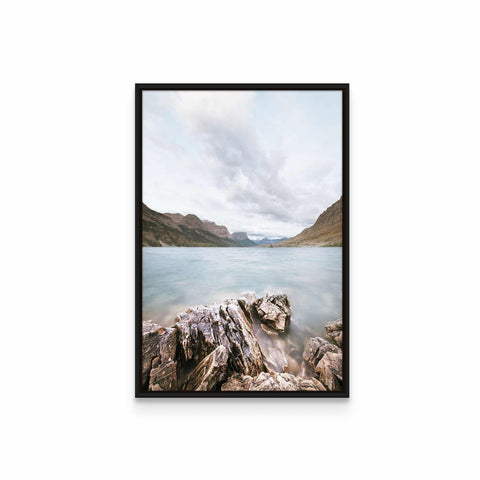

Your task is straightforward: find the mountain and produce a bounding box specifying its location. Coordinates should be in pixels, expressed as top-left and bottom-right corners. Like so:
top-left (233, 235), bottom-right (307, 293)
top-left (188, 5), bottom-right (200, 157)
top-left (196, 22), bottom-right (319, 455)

top-left (276, 197), bottom-right (342, 247)
top-left (142, 204), bottom-right (241, 247)
top-left (232, 232), bottom-right (257, 247)
top-left (142, 200), bottom-right (342, 248)
top-left (162, 213), bottom-right (234, 239)
top-left (203, 221), bottom-right (233, 239)
top-left (254, 237), bottom-right (288, 246)
top-left (232, 232), bottom-right (248, 241)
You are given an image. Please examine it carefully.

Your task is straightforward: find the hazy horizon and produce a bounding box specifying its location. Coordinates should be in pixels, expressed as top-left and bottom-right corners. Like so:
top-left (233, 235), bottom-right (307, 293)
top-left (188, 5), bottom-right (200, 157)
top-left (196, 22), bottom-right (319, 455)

top-left (143, 90), bottom-right (342, 238)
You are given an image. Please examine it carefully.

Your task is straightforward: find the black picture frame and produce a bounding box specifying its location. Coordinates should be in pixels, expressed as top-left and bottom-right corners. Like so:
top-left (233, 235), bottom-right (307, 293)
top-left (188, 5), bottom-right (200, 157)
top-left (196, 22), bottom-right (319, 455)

top-left (135, 84), bottom-right (349, 398)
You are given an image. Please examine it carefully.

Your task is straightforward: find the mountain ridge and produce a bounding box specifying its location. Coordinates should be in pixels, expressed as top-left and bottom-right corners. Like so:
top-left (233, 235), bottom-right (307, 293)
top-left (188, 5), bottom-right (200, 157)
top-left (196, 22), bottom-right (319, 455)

top-left (142, 204), bottom-right (241, 247)
top-left (275, 197), bottom-right (342, 247)
top-left (255, 237), bottom-right (289, 246)
top-left (232, 232), bottom-right (257, 247)
top-left (142, 198), bottom-right (342, 247)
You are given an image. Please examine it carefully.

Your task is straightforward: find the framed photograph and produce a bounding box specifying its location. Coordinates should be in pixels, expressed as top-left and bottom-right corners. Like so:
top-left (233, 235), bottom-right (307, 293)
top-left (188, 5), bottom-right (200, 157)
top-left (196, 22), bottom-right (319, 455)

top-left (136, 84), bottom-right (349, 397)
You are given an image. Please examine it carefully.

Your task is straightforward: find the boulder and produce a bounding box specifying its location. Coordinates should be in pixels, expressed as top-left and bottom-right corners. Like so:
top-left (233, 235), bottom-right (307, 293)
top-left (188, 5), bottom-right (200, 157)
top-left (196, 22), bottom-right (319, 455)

top-left (303, 336), bottom-right (341, 372)
top-left (316, 352), bottom-right (343, 391)
top-left (325, 319), bottom-right (343, 347)
top-left (183, 345), bottom-right (229, 391)
top-left (222, 372), bottom-right (326, 392)
top-left (302, 336), bottom-right (343, 391)
top-left (254, 292), bottom-right (291, 333)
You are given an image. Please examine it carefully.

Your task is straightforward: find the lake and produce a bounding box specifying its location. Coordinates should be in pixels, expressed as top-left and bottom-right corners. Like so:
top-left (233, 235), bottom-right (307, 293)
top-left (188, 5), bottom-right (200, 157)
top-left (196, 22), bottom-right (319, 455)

top-left (143, 247), bottom-right (342, 372)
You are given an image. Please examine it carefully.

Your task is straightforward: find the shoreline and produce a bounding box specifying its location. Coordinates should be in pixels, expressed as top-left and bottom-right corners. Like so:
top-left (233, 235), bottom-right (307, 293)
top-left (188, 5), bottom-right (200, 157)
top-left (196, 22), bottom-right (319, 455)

top-left (142, 292), bottom-right (343, 392)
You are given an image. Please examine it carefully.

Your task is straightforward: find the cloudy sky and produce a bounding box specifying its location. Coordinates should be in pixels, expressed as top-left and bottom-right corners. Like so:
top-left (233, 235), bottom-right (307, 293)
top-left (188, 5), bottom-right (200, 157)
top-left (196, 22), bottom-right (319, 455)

top-left (143, 90), bottom-right (342, 239)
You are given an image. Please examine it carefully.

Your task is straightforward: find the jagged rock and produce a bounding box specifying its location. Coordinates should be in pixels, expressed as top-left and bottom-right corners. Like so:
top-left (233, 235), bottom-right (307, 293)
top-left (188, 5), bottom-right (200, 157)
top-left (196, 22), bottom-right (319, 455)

top-left (254, 293), bottom-right (291, 333)
top-left (145, 327), bottom-right (178, 391)
top-left (239, 291), bottom-right (257, 305)
top-left (303, 336), bottom-right (341, 373)
top-left (149, 360), bottom-right (177, 391)
top-left (142, 331), bottom-right (160, 389)
top-left (325, 318), bottom-right (342, 334)
top-left (142, 292), bottom-right (343, 393)
top-left (183, 346), bottom-right (229, 391)
top-left (175, 300), bottom-right (266, 379)
top-left (157, 327), bottom-right (178, 363)
top-left (222, 372), bottom-right (326, 392)
top-left (237, 291), bottom-right (257, 327)
top-left (142, 327), bottom-right (177, 389)
top-left (143, 298), bottom-right (267, 392)
top-left (302, 336), bottom-right (343, 392)
top-left (142, 331), bottom-right (158, 389)
top-left (316, 352), bottom-right (343, 391)
top-left (330, 331), bottom-right (343, 348)
top-left (143, 319), bottom-right (160, 335)
top-left (325, 319), bottom-right (343, 347)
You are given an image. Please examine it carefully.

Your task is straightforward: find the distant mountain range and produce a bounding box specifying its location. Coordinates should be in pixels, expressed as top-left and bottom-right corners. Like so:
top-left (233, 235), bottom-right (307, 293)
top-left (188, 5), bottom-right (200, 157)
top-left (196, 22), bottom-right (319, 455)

top-left (232, 232), bottom-right (257, 247)
top-left (275, 197), bottom-right (342, 247)
top-left (142, 197), bottom-right (342, 247)
top-left (254, 237), bottom-right (288, 246)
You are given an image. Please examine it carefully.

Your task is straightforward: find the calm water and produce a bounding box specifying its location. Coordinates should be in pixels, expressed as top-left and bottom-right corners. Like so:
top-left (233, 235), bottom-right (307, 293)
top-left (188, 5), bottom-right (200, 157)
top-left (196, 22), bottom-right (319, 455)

top-left (143, 247), bottom-right (342, 370)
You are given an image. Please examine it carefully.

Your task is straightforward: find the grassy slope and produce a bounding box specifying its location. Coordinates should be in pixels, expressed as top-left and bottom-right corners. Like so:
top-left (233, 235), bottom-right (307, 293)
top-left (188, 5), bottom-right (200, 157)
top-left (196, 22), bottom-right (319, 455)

top-left (276, 197), bottom-right (342, 247)
top-left (142, 204), bottom-right (242, 247)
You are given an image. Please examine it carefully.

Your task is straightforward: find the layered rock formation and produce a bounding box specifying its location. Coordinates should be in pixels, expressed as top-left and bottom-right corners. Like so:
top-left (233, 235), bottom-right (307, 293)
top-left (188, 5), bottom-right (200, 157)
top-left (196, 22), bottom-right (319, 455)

top-left (276, 197), bottom-right (342, 247)
top-left (142, 293), bottom-right (344, 393)
top-left (142, 295), bottom-right (270, 392)
top-left (174, 300), bottom-right (266, 378)
top-left (302, 321), bottom-right (344, 391)
top-left (325, 319), bottom-right (343, 347)
top-left (183, 346), bottom-right (229, 391)
top-left (254, 293), bottom-right (291, 334)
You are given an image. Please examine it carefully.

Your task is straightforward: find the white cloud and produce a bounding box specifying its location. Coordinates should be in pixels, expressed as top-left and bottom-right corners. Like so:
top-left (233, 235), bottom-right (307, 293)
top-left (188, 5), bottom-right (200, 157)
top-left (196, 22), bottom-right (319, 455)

top-left (143, 90), bottom-right (342, 238)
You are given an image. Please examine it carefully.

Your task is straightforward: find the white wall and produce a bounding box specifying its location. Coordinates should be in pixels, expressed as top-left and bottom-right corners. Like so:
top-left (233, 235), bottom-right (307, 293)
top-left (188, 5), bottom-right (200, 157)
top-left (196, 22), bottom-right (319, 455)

top-left (1, 1), bottom-right (479, 479)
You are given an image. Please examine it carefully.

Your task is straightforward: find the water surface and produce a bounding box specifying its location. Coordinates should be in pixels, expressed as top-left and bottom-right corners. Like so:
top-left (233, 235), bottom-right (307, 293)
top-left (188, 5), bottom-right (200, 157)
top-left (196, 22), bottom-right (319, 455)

top-left (143, 247), bottom-right (342, 372)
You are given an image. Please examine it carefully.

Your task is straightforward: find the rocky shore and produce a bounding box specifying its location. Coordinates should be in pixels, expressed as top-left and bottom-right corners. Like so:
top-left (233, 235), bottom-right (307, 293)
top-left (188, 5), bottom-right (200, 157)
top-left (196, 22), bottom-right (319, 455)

top-left (142, 292), bottom-right (343, 392)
